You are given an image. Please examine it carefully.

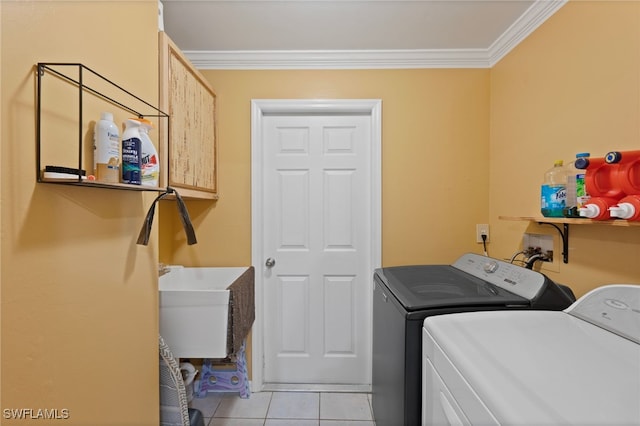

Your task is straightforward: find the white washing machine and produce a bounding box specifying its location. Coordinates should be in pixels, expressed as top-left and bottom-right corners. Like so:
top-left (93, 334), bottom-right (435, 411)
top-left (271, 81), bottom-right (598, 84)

top-left (422, 284), bottom-right (640, 425)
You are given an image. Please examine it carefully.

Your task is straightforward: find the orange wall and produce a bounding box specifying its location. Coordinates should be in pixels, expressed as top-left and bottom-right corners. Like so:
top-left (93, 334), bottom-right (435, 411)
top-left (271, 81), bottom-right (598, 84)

top-left (1, 2), bottom-right (160, 424)
top-left (490, 0), bottom-right (640, 296)
top-left (161, 69), bottom-right (492, 268)
top-left (2, 0), bottom-right (638, 423)
top-left (158, 69), bottom-right (491, 379)
top-left (163, 1), bottom-right (640, 300)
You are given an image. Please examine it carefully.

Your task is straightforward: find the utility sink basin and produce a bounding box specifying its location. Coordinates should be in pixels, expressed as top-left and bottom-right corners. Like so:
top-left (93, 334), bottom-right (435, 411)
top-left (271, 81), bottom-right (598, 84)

top-left (159, 266), bottom-right (252, 359)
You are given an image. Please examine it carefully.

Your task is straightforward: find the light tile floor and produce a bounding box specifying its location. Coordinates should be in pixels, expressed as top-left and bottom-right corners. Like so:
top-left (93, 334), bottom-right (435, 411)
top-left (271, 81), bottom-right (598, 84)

top-left (190, 391), bottom-right (376, 426)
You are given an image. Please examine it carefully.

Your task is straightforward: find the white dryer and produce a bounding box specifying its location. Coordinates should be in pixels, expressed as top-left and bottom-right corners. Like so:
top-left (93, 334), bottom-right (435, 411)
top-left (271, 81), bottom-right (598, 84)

top-left (422, 284), bottom-right (640, 425)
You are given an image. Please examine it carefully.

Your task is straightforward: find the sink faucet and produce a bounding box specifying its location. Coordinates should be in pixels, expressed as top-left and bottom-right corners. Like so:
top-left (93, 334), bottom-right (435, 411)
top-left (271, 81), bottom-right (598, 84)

top-left (159, 263), bottom-right (171, 277)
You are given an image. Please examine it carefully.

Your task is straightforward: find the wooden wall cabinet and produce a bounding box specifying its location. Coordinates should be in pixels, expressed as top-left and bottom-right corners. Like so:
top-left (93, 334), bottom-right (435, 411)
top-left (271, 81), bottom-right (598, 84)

top-left (159, 31), bottom-right (218, 200)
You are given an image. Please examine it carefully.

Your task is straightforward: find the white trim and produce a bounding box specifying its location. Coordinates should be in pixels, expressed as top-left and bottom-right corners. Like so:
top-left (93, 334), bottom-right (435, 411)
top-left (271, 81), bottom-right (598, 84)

top-left (187, 48), bottom-right (491, 70)
top-left (261, 383), bottom-right (371, 393)
top-left (185, 0), bottom-right (565, 70)
top-left (488, 0), bottom-right (568, 66)
top-left (251, 99), bottom-right (382, 392)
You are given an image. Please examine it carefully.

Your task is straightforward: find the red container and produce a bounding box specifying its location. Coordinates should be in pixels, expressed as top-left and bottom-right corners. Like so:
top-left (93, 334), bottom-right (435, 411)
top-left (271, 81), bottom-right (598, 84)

top-left (579, 197), bottom-right (621, 220)
top-left (606, 150), bottom-right (640, 195)
top-left (583, 157), bottom-right (625, 199)
top-left (609, 195), bottom-right (640, 221)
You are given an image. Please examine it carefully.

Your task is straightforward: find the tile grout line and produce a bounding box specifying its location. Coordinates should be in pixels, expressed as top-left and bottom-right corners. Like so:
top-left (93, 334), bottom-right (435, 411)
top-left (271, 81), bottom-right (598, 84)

top-left (263, 391), bottom-right (274, 426)
top-left (199, 391), bottom-right (376, 424)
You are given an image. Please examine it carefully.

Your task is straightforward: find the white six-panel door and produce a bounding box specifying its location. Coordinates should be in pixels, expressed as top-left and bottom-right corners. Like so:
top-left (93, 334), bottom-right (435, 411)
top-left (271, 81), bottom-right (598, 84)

top-left (252, 100), bottom-right (381, 391)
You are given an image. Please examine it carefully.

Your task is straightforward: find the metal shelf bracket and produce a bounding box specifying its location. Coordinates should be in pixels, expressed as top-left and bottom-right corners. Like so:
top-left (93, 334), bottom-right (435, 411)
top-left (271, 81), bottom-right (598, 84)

top-left (537, 222), bottom-right (569, 264)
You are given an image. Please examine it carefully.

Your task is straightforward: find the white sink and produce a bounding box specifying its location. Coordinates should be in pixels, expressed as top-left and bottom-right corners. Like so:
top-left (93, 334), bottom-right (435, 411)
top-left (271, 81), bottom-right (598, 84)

top-left (159, 266), bottom-right (250, 359)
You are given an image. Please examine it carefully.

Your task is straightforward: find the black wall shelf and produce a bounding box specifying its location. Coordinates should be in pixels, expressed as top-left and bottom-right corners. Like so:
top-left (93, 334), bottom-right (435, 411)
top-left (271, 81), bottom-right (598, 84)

top-left (36, 62), bottom-right (169, 191)
top-left (500, 215), bottom-right (640, 264)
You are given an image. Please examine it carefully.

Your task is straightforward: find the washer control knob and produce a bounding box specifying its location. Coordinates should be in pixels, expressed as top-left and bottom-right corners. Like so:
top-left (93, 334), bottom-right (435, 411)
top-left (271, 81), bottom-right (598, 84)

top-left (484, 261), bottom-right (499, 273)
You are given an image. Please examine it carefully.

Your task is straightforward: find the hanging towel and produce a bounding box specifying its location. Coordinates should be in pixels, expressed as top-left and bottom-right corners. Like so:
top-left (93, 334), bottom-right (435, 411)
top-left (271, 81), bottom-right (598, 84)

top-left (137, 186), bottom-right (197, 246)
top-left (226, 267), bottom-right (255, 356)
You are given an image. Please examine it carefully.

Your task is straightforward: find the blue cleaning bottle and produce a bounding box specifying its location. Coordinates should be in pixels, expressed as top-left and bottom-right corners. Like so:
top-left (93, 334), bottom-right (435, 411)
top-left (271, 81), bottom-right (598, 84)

top-left (121, 119), bottom-right (142, 185)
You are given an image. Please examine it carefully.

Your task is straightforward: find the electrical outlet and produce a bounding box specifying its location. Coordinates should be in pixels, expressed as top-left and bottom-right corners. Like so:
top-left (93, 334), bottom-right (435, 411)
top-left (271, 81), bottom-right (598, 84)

top-left (476, 224), bottom-right (489, 243)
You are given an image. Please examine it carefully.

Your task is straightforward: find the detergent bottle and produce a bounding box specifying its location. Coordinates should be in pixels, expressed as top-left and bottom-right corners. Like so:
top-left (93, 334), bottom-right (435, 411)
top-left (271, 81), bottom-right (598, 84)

top-left (605, 150), bottom-right (640, 195)
top-left (609, 195), bottom-right (640, 221)
top-left (130, 118), bottom-right (160, 187)
top-left (606, 150), bottom-right (640, 221)
top-left (121, 119), bottom-right (142, 185)
top-left (576, 156), bottom-right (624, 220)
top-left (564, 152), bottom-right (590, 218)
top-left (93, 112), bottom-right (120, 183)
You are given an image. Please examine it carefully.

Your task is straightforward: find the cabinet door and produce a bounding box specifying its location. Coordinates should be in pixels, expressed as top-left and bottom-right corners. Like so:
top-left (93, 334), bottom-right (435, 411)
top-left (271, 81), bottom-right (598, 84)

top-left (159, 31), bottom-right (218, 199)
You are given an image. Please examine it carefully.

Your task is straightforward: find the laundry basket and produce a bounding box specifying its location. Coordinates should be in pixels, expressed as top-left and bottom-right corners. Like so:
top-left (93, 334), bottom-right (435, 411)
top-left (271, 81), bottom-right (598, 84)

top-left (180, 362), bottom-right (197, 403)
top-left (159, 335), bottom-right (205, 426)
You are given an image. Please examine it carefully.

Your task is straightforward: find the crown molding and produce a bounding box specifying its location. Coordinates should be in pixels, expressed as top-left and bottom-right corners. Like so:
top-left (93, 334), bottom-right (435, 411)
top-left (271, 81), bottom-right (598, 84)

top-left (185, 0), bottom-right (566, 70)
top-left (185, 49), bottom-right (492, 70)
top-left (488, 0), bottom-right (567, 66)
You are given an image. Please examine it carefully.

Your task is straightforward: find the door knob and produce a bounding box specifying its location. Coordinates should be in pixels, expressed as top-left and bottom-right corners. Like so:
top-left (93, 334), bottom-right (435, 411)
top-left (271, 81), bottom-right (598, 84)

top-left (265, 257), bottom-right (276, 268)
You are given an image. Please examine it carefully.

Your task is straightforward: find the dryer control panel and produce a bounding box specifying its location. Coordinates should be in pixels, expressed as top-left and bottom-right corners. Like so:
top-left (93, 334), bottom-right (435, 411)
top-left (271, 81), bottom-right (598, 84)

top-left (452, 253), bottom-right (546, 301)
top-left (567, 285), bottom-right (640, 344)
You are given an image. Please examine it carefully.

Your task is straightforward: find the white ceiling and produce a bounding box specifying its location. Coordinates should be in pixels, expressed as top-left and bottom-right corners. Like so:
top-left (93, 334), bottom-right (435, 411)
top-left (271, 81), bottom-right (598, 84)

top-left (160, 0), bottom-right (566, 69)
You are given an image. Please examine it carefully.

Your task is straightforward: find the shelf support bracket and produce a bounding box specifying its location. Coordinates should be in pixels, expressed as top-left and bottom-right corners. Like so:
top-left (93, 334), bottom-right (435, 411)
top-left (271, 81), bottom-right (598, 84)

top-left (537, 222), bottom-right (569, 264)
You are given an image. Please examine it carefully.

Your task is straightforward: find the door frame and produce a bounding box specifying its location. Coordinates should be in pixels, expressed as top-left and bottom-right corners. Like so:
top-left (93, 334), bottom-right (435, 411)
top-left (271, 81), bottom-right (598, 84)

top-left (251, 99), bottom-right (382, 392)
